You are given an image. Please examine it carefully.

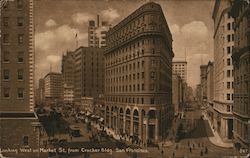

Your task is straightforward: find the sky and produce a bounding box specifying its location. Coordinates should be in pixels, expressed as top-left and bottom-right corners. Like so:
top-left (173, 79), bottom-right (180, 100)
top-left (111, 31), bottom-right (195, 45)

top-left (34, 0), bottom-right (215, 89)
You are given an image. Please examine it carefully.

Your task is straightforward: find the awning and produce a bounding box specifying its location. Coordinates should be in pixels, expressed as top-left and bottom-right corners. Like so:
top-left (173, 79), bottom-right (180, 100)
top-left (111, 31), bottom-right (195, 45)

top-left (99, 118), bottom-right (104, 122)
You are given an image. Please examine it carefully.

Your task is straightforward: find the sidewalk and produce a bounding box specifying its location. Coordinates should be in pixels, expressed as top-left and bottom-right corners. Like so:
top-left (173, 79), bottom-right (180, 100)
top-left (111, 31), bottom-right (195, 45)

top-left (202, 111), bottom-right (233, 148)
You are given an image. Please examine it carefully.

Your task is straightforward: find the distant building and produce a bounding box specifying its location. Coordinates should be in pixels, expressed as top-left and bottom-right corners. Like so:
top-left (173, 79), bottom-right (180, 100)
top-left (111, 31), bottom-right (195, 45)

top-left (104, 2), bottom-right (174, 144)
top-left (230, 0), bottom-right (250, 149)
top-left (196, 84), bottom-right (202, 105)
top-left (62, 51), bottom-right (75, 105)
top-left (200, 65), bottom-right (208, 107)
top-left (172, 74), bottom-right (184, 115)
top-left (74, 47), bottom-right (104, 106)
top-left (36, 78), bottom-right (45, 105)
top-left (205, 61), bottom-right (215, 131)
top-left (88, 15), bottom-right (111, 48)
top-left (44, 72), bottom-right (63, 105)
top-left (212, 0), bottom-right (234, 142)
top-left (172, 61), bottom-right (187, 82)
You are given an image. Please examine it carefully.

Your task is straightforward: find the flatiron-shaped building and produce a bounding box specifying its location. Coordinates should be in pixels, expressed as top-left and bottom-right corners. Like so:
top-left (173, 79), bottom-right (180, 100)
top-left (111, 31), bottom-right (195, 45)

top-left (104, 2), bottom-right (174, 144)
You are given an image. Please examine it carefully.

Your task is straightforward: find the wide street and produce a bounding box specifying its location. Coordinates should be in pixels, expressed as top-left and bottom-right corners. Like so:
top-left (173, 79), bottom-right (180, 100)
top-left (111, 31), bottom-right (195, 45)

top-left (36, 101), bottom-right (243, 158)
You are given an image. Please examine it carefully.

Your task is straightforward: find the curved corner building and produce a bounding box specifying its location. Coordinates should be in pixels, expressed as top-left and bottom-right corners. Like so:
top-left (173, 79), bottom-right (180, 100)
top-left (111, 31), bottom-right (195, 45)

top-left (104, 2), bottom-right (174, 144)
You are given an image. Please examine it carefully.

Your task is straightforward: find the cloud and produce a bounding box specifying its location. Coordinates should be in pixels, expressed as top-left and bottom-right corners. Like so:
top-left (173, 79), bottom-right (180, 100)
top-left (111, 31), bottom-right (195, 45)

top-left (46, 55), bottom-right (61, 63)
top-left (100, 8), bottom-right (120, 23)
top-left (35, 25), bottom-right (88, 79)
top-left (71, 12), bottom-right (95, 24)
top-left (170, 21), bottom-right (213, 89)
top-left (45, 19), bottom-right (57, 27)
top-left (35, 24), bottom-right (88, 52)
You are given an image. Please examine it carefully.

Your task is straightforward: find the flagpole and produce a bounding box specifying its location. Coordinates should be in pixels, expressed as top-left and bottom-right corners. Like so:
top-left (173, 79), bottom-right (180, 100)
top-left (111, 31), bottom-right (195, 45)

top-left (75, 33), bottom-right (78, 49)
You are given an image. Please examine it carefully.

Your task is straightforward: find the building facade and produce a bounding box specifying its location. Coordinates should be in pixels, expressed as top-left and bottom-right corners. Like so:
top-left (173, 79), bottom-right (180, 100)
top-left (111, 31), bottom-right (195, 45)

top-left (205, 61), bottom-right (216, 130)
top-left (172, 61), bottom-right (187, 82)
top-left (212, 0), bottom-right (234, 142)
top-left (36, 78), bottom-right (45, 105)
top-left (0, 1), bottom-right (41, 157)
top-left (230, 0), bottom-right (250, 149)
top-left (62, 51), bottom-right (75, 104)
top-left (1, 0), bottom-right (34, 112)
top-left (104, 2), bottom-right (174, 144)
top-left (74, 47), bottom-right (104, 106)
top-left (200, 65), bottom-right (208, 107)
top-left (172, 73), bottom-right (183, 116)
top-left (88, 15), bottom-right (111, 48)
top-left (44, 72), bottom-right (63, 105)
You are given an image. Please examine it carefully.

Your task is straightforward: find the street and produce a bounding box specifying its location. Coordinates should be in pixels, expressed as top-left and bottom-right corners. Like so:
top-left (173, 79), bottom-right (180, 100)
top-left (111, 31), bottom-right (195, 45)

top-left (37, 102), bottom-right (242, 158)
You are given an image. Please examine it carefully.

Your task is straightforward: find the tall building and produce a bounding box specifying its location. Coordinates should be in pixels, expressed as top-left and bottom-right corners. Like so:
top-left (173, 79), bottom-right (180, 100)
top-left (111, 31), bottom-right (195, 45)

top-left (172, 61), bottom-right (187, 82)
top-left (44, 72), bottom-right (63, 105)
top-left (0, 1), bottom-right (42, 157)
top-left (88, 15), bottom-right (111, 48)
top-left (230, 0), bottom-right (250, 149)
top-left (200, 65), bottom-right (208, 107)
top-left (1, 0), bottom-right (34, 112)
top-left (104, 2), bottom-right (174, 144)
top-left (212, 0), bottom-right (234, 142)
top-left (74, 47), bottom-right (104, 106)
top-left (205, 61), bottom-right (215, 131)
top-left (36, 78), bottom-right (45, 104)
top-left (62, 51), bottom-right (75, 104)
top-left (172, 73), bottom-right (183, 115)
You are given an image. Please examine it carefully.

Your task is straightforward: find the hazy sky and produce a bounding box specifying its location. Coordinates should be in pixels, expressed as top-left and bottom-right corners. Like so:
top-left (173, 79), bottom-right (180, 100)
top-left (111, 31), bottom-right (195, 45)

top-left (34, 0), bottom-right (215, 89)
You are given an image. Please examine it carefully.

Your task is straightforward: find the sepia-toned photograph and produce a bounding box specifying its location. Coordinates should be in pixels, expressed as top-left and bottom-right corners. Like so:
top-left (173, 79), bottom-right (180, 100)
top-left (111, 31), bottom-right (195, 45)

top-left (0, 0), bottom-right (249, 157)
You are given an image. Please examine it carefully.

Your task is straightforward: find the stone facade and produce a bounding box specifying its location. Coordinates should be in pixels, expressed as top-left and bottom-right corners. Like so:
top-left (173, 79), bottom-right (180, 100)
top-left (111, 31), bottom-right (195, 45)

top-left (212, 0), bottom-right (234, 142)
top-left (104, 2), bottom-right (174, 144)
top-left (1, 0), bottom-right (34, 112)
top-left (230, 0), bottom-right (250, 149)
top-left (74, 47), bottom-right (104, 106)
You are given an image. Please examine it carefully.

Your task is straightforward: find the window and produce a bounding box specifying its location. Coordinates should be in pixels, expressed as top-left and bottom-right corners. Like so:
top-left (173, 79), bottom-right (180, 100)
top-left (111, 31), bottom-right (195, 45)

top-left (227, 70), bottom-right (231, 77)
top-left (227, 94), bottom-right (230, 100)
top-left (151, 60), bottom-right (156, 66)
top-left (3, 69), bottom-right (10, 80)
top-left (227, 35), bottom-right (231, 42)
top-left (150, 72), bottom-right (155, 80)
top-left (17, 0), bottom-right (24, 9)
top-left (18, 34), bottom-right (24, 44)
top-left (18, 88), bottom-right (24, 98)
top-left (3, 34), bottom-right (9, 43)
top-left (17, 69), bottom-right (24, 80)
top-left (142, 61), bottom-right (144, 67)
top-left (227, 47), bottom-right (231, 54)
top-left (141, 72), bottom-right (144, 79)
top-left (17, 17), bottom-right (24, 26)
top-left (3, 51), bottom-right (10, 62)
top-left (227, 23), bottom-right (231, 30)
top-left (227, 58), bottom-right (231, 65)
top-left (3, 17), bottom-right (9, 26)
top-left (150, 98), bottom-right (154, 104)
top-left (227, 82), bottom-right (230, 89)
top-left (23, 136), bottom-right (28, 146)
top-left (142, 84), bottom-right (144, 91)
top-left (3, 88), bottom-right (10, 98)
top-left (17, 52), bottom-right (24, 63)
top-left (232, 34), bottom-right (234, 41)
top-left (152, 48), bottom-right (155, 54)
top-left (227, 105), bottom-right (230, 112)
top-left (141, 98), bottom-right (144, 104)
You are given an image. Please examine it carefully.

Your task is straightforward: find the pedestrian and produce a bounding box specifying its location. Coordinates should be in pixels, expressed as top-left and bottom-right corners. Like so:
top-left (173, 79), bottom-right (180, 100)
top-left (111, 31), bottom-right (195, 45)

top-left (200, 149), bottom-right (203, 156)
top-left (193, 143), bottom-right (195, 149)
top-left (173, 151), bottom-right (175, 158)
top-left (189, 147), bottom-right (192, 153)
top-left (205, 147), bottom-right (208, 154)
top-left (175, 144), bottom-right (178, 150)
